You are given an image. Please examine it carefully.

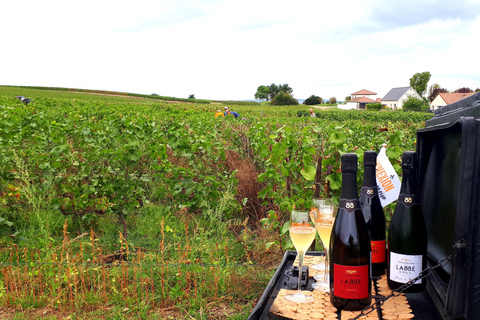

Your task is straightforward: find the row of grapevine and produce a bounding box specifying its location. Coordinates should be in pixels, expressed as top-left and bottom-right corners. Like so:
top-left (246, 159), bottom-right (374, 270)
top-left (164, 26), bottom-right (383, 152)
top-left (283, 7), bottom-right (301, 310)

top-left (0, 95), bottom-right (428, 241)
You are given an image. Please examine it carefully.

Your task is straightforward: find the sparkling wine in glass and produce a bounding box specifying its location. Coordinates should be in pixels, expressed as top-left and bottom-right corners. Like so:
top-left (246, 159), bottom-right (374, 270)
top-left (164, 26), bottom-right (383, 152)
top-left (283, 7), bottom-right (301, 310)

top-left (310, 199), bottom-right (327, 271)
top-left (284, 209), bottom-right (316, 303)
top-left (312, 203), bottom-right (337, 292)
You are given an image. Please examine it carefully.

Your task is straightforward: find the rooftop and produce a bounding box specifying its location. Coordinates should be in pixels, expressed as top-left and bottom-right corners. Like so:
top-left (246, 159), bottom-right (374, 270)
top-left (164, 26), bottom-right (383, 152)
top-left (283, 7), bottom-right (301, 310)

top-left (382, 87), bottom-right (411, 101)
top-left (351, 89), bottom-right (377, 95)
top-left (438, 92), bottom-right (477, 105)
top-left (349, 96), bottom-right (376, 103)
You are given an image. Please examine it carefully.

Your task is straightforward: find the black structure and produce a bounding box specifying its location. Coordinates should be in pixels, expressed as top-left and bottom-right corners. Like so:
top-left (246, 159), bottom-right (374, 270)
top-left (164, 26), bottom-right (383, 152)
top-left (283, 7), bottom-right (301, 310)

top-left (418, 91), bottom-right (480, 320)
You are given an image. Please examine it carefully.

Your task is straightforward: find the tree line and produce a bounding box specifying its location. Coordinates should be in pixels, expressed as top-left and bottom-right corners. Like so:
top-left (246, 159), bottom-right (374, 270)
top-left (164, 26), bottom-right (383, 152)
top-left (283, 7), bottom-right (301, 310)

top-left (254, 74), bottom-right (479, 108)
top-left (254, 83), bottom-right (337, 106)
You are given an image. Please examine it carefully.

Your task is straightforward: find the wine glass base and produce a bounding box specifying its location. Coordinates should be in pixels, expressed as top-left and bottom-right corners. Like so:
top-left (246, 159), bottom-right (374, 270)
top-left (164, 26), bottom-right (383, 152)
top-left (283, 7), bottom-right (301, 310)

top-left (310, 263), bottom-right (326, 271)
top-left (284, 292), bottom-right (314, 303)
top-left (312, 281), bottom-right (329, 293)
top-left (312, 274), bottom-right (330, 293)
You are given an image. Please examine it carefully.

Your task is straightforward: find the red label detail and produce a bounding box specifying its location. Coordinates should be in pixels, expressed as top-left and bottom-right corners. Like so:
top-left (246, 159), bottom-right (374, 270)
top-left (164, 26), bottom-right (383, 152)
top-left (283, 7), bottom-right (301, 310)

top-left (333, 264), bottom-right (369, 299)
top-left (371, 240), bottom-right (386, 264)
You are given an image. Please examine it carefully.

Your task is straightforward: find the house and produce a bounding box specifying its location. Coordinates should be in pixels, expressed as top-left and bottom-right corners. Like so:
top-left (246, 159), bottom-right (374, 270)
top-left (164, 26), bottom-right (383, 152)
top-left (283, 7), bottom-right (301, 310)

top-left (381, 87), bottom-right (421, 110)
top-left (339, 89), bottom-right (377, 110)
top-left (430, 92), bottom-right (477, 111)
top-left (347, 96), bottom-right (377, 109)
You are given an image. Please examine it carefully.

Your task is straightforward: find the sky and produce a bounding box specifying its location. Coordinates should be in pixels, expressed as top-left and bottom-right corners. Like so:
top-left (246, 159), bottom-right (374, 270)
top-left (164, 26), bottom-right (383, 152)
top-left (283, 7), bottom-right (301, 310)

top-left (2, 0), bottom-right (480, 101)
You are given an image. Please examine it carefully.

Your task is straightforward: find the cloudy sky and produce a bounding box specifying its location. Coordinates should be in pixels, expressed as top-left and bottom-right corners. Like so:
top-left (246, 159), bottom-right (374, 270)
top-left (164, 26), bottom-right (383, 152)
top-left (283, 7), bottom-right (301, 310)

top-left (2, 0), bottom-right (479, 101)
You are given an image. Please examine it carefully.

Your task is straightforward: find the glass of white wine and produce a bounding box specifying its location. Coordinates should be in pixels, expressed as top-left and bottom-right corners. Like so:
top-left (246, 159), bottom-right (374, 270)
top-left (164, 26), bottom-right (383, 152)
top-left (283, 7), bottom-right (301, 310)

top-left (312, 202), bottom-right (337, 292)
top-left (310, 199), bottom-right (328, 272)
top-left (284, 209), bottom-right (316, 303)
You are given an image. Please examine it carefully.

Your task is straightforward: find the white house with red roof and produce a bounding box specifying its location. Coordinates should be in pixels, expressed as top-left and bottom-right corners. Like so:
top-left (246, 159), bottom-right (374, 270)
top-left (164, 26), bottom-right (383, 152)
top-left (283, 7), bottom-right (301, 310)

top-left (340, 89), bottom-right (377, 110)
top-left (430, 92), bottom-right (477, 111)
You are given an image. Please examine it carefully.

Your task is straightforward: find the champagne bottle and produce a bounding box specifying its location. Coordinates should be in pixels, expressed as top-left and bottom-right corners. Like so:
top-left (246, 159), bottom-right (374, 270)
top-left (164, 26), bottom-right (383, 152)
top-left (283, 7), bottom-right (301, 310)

top-left (360, 151), bottom-right (387, 276)
top-left (330, 153), bottom-right (372, 310)
top-left (387, 151), bottom-right (427, 292)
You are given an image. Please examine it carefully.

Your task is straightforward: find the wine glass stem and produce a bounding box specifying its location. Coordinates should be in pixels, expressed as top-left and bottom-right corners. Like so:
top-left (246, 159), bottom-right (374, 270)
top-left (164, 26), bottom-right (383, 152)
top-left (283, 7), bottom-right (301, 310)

top-left (298, 252), bottom-right (305, 292)
top-left (324, 249), bottom-right (329, 282)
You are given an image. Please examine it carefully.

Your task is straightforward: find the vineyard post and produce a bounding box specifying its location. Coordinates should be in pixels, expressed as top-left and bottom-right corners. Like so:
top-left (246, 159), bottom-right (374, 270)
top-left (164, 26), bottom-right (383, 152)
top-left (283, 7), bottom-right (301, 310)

top-left (310, 156), bottom-right (322, 251)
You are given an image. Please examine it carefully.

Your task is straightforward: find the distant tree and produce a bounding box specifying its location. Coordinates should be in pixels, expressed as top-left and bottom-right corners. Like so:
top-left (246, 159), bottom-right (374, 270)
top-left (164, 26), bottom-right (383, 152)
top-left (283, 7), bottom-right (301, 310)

top-left (271, 92), bottom-right (299, 106)
top-left (476, 87), bottom-right (480, 92)
top-left (151, 93), bottom-right (159, 96)
top-left (188, 94), bottom-right (196, 99)
top-left (409, 71), bottom-right (431, 99)
top-left (345, 96), bottom-right (352, 102)
top-left (268, 84), bottom-right (280, 100)
top-left (278, 84), bottom-right (293, 95)
top-left (329, 97), bottom-right (337, 104)
top-left (454, 87), bottom-right (473, 93)
top-left (305, 95), bottom-right (322, 105)
top-left (254, 83), bottom-right (294, 101)
top-left (427, 83), bottom-right (449, 102)
top-left (254, 85), bottom-right (270, 101)
top-left (267, 83), bottom-right (293, 100)
top-left (402, 96), bottom-right (429, 112)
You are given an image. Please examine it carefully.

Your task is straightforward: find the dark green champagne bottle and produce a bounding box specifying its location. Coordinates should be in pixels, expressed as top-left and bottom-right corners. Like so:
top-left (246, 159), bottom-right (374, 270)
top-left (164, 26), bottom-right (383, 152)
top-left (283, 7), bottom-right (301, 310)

top-left (360, 151), bottom-right (387, 276)
top-left (387, 151), bottom-right (427, 292)
top-left (330, 153), bottom-right (372, 310)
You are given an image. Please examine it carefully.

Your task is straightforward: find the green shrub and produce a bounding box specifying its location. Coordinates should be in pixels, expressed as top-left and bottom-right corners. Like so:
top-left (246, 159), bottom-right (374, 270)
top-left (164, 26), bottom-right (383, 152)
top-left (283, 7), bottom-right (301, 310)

top-left (402, 96), bottom-right (429, 112)
top-left (366, 103), bottom-right (382, 111)
top-left (271, 92), bottom-right (299, 106)
top-left (305, 95), bottom-right (322, 105)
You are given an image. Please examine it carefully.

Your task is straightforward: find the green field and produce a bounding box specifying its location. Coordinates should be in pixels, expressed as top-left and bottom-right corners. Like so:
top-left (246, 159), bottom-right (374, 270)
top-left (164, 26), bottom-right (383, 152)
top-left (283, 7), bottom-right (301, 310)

top-left (0, 86), bottom-right (432, 319)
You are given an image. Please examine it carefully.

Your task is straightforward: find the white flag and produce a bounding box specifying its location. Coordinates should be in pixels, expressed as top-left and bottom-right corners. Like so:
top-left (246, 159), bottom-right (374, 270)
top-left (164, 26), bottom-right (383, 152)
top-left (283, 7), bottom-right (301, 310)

top-left (376, 146), bottom-right (401, 207)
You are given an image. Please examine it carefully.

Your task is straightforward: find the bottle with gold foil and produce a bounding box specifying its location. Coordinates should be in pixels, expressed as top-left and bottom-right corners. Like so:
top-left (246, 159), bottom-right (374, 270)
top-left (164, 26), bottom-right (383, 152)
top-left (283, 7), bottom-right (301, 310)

top-left (387, 151), bottom-right (427, 292)
top-left (330, 153), bottom-right (372, 310)
top-left (360, 151), bottom-right (387, 276)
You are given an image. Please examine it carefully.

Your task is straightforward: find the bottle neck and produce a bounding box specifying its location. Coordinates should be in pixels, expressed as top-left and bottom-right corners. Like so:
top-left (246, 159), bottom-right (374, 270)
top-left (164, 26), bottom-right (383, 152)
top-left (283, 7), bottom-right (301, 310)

top-left (362, 166), bottom-right (376, 187)
top-left (400, 167), bottom-right (416, 195)
top-left (341, 172), bottom-right (358, 199)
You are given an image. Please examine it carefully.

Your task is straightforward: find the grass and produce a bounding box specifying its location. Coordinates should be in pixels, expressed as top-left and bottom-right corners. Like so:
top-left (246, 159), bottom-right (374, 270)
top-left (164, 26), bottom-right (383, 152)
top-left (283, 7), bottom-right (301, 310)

top-left (0, 85), bottom-right (173, 103)
top-left (0, 203), bottom-right (280, 319)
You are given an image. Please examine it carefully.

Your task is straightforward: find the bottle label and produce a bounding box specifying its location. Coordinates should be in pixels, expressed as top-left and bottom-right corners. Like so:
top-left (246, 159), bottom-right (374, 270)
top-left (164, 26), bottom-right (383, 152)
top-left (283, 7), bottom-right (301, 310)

top-left (333, 264), bottom-right (369, 299)
top-left (389, 252), bottom-right (423, 284)
top-left (371, 240), bottom-right (386, 263)
top-left (397, 194), bottom-right (420, 208)
top-left (339, 198), bottom-right (361, 213)
top-left (361, 186), bottom-right (378, 199)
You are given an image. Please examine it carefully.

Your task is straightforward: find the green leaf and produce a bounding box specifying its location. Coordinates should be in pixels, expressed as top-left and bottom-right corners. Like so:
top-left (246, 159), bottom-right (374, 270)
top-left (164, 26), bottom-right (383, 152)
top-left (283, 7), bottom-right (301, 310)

top-left (259, 144), bottom-right (269, 158)
top-left (330, 132), bottom-right (346, 145)
top-left (326, 172), bottom-right (342, 190)
top-left (272, 142), bottom-right (285, 157)
top-left (266, 241), bottom-right (279, 250)
top-left (322, 158), bottom-right (335, 166)
top-left (300, 165), bottom-right (316, 181)
top-left (304, 146), bottom-right (315, 155)
top-left (281, 221), bottom-right (291, 236)
top-left (389, 130), bottom-right (405, 146)
top-left (386, 146), bottom-right (403, 159)
top-left (281, 165), bottom-right (289, 177)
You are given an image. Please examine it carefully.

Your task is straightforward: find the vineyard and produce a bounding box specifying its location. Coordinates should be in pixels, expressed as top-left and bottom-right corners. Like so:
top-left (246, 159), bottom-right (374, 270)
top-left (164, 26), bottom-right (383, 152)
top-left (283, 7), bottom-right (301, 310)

top-left (0, 87), bottom-right (432, 319)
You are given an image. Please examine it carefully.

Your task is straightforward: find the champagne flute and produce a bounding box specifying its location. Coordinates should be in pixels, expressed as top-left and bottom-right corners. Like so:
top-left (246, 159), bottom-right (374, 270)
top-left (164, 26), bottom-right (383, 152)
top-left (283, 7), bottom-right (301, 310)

top-left (312, 203), bottom-right (337, 292)
top-left (284, 209), bottom-right (316, 303)
top-left (310, 198), bottom-right (328, 271)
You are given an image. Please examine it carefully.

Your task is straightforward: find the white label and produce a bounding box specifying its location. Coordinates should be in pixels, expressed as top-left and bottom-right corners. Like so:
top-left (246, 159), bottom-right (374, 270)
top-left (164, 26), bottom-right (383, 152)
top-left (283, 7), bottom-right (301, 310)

top-left (389, 252), bottom-right (423, 284)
